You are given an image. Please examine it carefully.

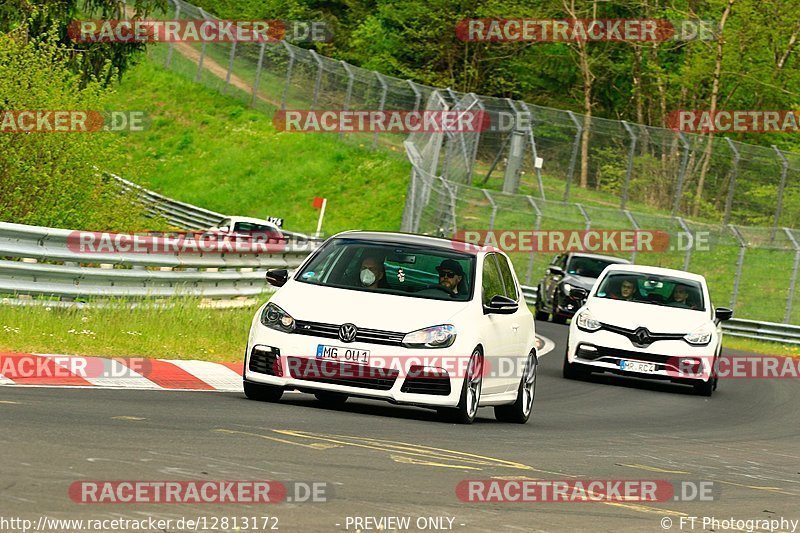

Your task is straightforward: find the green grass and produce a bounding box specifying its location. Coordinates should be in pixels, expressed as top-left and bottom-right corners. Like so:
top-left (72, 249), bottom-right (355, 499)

top-left (106, 49), bottom-right (411, 235)
top-left (0, 298), bottom-right (261, 362)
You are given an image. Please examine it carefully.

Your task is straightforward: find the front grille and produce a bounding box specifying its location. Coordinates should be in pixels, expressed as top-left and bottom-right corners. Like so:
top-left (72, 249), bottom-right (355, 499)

top-left (249, 346), bottom-right (281, 376)
top-left (286, 357), bottom-right (398, 390)
top-left (599, 322), bottom-right (685, 347)
top-left (577, 344), bottom-right (673, 365)
top-left (294, 320), bottom-right (405, 346)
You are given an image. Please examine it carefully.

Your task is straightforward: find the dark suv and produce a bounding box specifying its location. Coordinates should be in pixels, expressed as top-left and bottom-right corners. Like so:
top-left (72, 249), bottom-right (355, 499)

top-left (534, 252), bottom-right (630, 323)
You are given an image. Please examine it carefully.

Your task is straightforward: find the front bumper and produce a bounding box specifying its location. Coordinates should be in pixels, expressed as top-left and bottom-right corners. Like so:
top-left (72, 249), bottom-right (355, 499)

top-left (566, 328), bottom-right (715, 383)
top-left (244, 323), bottom-right (468, 407)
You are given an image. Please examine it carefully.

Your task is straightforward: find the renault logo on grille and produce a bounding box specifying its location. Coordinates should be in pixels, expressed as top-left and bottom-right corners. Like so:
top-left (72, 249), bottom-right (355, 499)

top-left (339, 323), bottom-right (358, 343)
top-left (633, 327), bottom-right (651, 345)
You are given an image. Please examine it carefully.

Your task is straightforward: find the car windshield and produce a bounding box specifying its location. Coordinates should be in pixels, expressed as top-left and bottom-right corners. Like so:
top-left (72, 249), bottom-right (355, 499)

top-left (566, 256), bottom-right (621, 278)
top-left (233, 222), bottom-right (279, 234)
top-left (595, 272), bottom-right (706, 311)
top-left (296, 238), bottom-right (475, 301)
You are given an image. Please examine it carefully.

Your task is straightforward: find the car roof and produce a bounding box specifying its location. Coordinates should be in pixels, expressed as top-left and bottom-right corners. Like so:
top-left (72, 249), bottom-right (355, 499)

top-left (332, 230), bottom-right (481, 256)
top-left (602, 263), bottom-right (707, 283)
top-left (566, 252), bottom-right (631, 263)
top-left (219, 216), bottom-right (280, 229)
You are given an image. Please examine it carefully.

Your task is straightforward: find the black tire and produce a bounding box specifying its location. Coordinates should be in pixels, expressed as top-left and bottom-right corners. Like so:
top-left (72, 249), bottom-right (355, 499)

top-left (314, 391), bottom-right (349, 405)
top-left (439, 348), bottom-right (483, 424)
top-left (495, 350), bottom-right (537, 424)
top-left (693, 379), bottom-right (714, 396)
top-left (243, 380), bottom-right (283, 402)
top-left (562, 351), bottom-right (589, 380)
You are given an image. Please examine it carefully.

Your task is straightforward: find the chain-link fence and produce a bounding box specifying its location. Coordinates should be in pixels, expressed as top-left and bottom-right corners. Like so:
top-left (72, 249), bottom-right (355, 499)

top-left (156, 0), bottom-right (800, 227)
top-left (145, 0), bottom-right (800, 323)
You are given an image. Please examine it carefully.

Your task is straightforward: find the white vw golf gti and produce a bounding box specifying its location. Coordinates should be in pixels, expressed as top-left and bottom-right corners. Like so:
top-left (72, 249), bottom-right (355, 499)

top-left (564, 264), bottom-right (732, 396)
top-left (244, 231), bottom-right (538, 424)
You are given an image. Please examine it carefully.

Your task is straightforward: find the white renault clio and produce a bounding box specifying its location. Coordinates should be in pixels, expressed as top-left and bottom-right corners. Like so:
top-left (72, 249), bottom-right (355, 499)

top-left (244, 231), bottom-right (538, 424)
top-left (564, 264), bottom-right (732, 396)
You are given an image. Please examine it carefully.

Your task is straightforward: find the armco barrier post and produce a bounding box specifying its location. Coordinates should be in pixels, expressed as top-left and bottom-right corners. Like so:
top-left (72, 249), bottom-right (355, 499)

top-left (518, 101), bottom-right (545, 200)
top-left (563, 111), bottom-right (582, 203)
top-left (723, 138), bottom-right (740, 225)
top-left (620, 120), bottom-right (637, 210)
top-left (783, 227), bottom-right (800, 323)
top-left (728, 224), bottom-right (746, 312)
top-left (671, 133), bottom-right (690, 215)
top-left (524, 196), bottom-right (542, 285)
top-left (251, 41), bottom-right (266, 107)
top-left (339, 61), bottom-right (354, 140)
top-left (280, 41), bottom-right (295, 111)
top-left (624, 210), bottom-right (639, 264)
top-left (223, 40), bottom-right (237, 94)
top-left (675, 216), bottom-right (693, 271)
top-left (374, 73), bottom-right (389, 150)
top-left (195, 8), bottom-right (209, 82)
top-left (772, 146), bottom-right (789, 242)
top-left (309, 49), bottom-right (324, 111)
top-left (165, 0), bottom-right (181, 68)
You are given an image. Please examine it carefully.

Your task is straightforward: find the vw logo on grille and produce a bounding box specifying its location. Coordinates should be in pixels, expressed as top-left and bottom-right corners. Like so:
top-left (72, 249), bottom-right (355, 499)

top-left (633, 327), bottom-right (651, 345)
top-left (339, 323), bottom-right (358, 343)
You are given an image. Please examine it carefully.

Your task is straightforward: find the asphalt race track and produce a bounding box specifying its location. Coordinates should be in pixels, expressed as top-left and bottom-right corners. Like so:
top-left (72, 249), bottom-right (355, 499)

top-left (2, 320), bottom-right (799, 532)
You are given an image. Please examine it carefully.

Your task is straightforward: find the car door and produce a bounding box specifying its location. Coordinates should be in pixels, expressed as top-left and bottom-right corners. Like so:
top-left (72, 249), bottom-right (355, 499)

top-left (495, 253), bottom-right (532, 392)
top-left (480, 253), bottom-right (517, 395)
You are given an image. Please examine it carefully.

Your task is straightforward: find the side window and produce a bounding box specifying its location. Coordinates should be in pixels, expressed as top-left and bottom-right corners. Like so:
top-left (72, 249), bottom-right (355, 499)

top-left (558, 254), bottom-right (568, 269)
top-left (482, 254), bottom-right (505, 306)
top-left (496, 255), bottom-right (519, 301)
top-left (550, 254), bottom-right (561, 266)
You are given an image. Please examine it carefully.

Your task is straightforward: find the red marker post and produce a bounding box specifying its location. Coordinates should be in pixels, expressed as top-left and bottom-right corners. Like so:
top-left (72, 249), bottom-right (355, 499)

top-left (313, 196), bottom-right (327, 238)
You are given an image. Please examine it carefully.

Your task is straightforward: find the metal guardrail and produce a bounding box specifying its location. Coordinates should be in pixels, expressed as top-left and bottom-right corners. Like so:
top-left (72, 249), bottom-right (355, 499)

top-left (112, 174), bottom-right (225, 230)
top-left (520, 284), bottom-right (800, 346)
top-left (0, 221), bottom-right (318, 301)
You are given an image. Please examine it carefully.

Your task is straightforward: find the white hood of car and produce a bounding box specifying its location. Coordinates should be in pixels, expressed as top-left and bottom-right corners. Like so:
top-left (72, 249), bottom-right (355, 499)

top-left (272, 280), bottom-right (472, 333)
top-left (585, 297), bottom-right (710, 333)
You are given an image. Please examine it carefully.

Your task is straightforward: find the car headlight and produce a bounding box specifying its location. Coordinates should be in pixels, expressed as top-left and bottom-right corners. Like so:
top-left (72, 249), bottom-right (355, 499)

top-left (562, 283), bottom-right (572, 294)
top-left (261, 302), bottom-right (295, 332)
top-left (575, 309), bottom-right (601, 332)
top-left (402, 325), bottom-right (456, 348)
top-left (684, 325), bottom-right (713, 346)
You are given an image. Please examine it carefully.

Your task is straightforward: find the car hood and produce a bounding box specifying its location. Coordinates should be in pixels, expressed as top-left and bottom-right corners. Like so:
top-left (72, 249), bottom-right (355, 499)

top-left (272, 280), bottom-right (472, 332)
top-left (585, 297), bottom-right (710, 333)
top-left (562, 275), bottom-right (598, 290)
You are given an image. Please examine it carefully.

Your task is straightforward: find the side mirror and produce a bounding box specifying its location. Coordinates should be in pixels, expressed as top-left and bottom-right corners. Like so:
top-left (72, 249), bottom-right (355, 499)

top-left (569, 287), bottom-right (589, 300)
top-left (715, 307), bottom-right (733, 321)
top-left (266, 269), bottom-right (289, 287)
top-left (218, 226), bottom-right (229, 233)
top-left (484, 294), bottom-right (518, 314)
top-left (548, 266), bottom-right (564, 276)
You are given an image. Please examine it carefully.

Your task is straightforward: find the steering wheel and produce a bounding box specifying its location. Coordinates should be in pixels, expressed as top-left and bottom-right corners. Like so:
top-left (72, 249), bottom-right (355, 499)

top-left (418, 284), bottom-right (456, 296)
